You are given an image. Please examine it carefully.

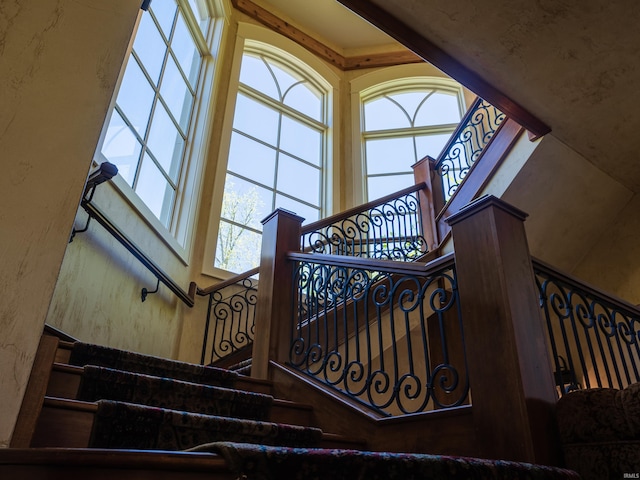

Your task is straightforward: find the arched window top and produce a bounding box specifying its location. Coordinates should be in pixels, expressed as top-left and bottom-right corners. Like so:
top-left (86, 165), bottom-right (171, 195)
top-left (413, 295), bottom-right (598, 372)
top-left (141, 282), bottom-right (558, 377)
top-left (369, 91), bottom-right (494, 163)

top-left (359, 77), bottom-right (466, 201)
top-left (239, 52), bottom-right (324, 122)
top-left (240, 41), bottom-right (330, 123)
top-left (363, 89), bottom-right (462, 131)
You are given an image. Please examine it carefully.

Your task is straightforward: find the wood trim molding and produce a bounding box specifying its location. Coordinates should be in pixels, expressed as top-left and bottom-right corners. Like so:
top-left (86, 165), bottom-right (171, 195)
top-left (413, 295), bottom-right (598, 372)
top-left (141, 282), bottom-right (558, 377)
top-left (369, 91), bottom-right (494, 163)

top-left (231, 0), bottom-right (423, 70)
top-left (336, 0), bottom-right (551, 138)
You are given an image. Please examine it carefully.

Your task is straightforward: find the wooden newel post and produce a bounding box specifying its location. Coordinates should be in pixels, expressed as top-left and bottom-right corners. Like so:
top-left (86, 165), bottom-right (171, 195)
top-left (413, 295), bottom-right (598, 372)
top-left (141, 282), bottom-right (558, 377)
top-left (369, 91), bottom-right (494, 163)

top-left (446, 195), bottom-right (560, 465)
top-left (251, 208), bottom-right (304, 380)
top-left (412, 156), bottom-right (439, 250)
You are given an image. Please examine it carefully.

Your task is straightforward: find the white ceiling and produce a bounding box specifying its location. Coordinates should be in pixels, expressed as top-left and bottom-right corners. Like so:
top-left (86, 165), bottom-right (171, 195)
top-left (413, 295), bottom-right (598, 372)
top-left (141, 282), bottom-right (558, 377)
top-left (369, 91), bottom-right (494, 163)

top-left (256, 0), bottom-right (398, 53)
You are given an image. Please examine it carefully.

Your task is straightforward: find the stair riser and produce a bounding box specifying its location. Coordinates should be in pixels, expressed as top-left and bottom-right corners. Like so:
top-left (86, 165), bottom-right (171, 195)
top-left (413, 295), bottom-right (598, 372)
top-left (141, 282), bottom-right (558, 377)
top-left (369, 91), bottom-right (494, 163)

top-left (31, 404), bottom-right (93, 448)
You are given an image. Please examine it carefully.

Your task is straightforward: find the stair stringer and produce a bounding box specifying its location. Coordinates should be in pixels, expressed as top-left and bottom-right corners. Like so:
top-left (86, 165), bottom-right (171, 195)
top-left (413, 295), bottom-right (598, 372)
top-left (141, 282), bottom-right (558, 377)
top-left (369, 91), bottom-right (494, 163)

top-left (267, 361), bottom-right (477, 456)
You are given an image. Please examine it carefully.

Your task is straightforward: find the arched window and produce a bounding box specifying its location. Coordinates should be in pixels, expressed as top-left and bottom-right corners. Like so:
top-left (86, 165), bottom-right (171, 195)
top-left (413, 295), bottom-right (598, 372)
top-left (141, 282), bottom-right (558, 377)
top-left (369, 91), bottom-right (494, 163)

top-left (214, 44), bottom-right (329, 273)
top-left (362, 82), bottom-right (465, 200)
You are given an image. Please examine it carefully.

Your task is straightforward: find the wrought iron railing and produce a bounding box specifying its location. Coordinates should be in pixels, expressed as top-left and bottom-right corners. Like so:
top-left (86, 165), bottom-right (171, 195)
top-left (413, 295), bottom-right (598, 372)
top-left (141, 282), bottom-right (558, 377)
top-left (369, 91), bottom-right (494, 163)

top-left (301, 183), bottom-right (428, 261)
top-left (287, 251), bottom-right (469, 416)
top-left (433, 98), bottom-right (506, 202)
top-left (533, 258), bottom-right (640, 396)
top-left (197, 267), bottom-right (259, 365)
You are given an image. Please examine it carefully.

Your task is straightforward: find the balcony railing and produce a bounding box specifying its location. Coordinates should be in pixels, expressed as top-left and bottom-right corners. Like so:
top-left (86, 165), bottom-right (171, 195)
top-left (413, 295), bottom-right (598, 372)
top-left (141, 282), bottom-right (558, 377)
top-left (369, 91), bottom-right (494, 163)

top-left (301, 183), bottom-right (429, 261)
top-left (287, 251), bottom-right (468, 416)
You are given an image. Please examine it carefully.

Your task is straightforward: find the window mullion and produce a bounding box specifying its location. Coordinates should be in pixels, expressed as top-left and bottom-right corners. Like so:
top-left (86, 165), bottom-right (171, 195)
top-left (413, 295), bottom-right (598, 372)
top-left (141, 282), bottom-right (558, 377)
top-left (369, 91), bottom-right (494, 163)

top-left (238, 84), bottom-right (325, 130)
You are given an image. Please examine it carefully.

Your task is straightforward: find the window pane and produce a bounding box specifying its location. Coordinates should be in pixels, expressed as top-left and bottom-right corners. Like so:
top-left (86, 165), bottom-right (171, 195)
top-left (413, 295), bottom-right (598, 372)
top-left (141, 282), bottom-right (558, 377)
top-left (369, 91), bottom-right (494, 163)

top-left (280, 115), bottom-right (321, 165)
top-left (284, 83), bottom-right (322, 121)
top-left (150, 1), bottom-right (176, 38)
top-left (239, 55), bottom-right (278, 100)
top-left (132, 12), bottom-right (166, 86)
top-left (222, 174), bottom-right (273, 231)
top-left (364, 97), bottom-right (410, 131)
top-left (415, 92), bottom-right (461, 126)
top-left (146, 102), bottom-right (185, 182)
top-left (367, 174), bottom-right (414, 201)
top-left (365, 137), bottom-right (415, 175)
top-left (101, 110), bottom-right (142, 186)
top-left (275, 195), bottom-right (319, 225)
top-left (233, 94), bottom-right (279, 145)
top-left (227, 132), bottom-right (277, 187)
top-left (187, 0), bottom-right (210, 36)
top-left (116, 56), bottom-right (155, 137)
top-left (215, 221), bottom-right (261, 272)
top-left (277, 154), bottom-right (320, 206)
top-left (172, 12), bottom-right (201, 87)
top-left (160, 55), bottom-right (193, 132)
top-left (390, 91), bottom-right (432, 120)
top-left (269, 62), bottom-right (298, 100)
top-left (135, 153), bottom-right (175, 226)
top-left (415, 133), bottom-right (453, 160)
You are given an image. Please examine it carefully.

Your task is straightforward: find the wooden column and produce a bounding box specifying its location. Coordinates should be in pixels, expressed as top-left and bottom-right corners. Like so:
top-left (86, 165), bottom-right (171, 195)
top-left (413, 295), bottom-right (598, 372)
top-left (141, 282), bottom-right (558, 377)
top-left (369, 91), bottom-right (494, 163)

top-left (412, 156), bottom-right (439, 250)
top-left (446, 195), bottom-right (560, 465)
top-left (251, 209), bottom-right (304, 380)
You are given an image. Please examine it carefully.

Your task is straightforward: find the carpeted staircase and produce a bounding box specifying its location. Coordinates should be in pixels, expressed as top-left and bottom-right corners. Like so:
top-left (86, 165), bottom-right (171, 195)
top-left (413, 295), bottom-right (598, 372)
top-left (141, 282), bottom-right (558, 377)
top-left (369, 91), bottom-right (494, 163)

top-left (0, 331), bottom-right (582, 480)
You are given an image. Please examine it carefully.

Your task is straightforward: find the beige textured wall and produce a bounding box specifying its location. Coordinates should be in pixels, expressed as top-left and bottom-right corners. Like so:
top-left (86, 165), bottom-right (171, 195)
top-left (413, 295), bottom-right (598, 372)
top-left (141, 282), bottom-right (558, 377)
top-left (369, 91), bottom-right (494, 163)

top-left (482, 132), bottom-right (640, 303)
top-left (45, 181), bottom-right (188, 357)
top-left (500, 135), bottom-right (633, 272)
top-left (572, 193), bottom-right (640, 304)
top-left (0, 0), bottom-right (139, 447)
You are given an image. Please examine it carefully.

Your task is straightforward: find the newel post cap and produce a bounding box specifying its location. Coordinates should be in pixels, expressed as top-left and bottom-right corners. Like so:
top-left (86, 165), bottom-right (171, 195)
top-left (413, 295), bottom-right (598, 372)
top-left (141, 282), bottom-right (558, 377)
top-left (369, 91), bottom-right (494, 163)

top-left (445, 195), bottom-right (529, 226)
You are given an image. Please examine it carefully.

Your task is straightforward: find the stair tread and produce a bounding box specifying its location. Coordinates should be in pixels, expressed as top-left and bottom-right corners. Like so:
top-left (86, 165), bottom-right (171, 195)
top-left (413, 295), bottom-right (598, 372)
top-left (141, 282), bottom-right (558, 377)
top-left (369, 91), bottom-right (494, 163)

top-left (40, 396), bottom-right (358, 443)
top-left (50, 363), bottom-right (308, 410)
top-left (44, 396), bottom-right (317, 431)
top-left (67, 342), bottom-right (240, 388)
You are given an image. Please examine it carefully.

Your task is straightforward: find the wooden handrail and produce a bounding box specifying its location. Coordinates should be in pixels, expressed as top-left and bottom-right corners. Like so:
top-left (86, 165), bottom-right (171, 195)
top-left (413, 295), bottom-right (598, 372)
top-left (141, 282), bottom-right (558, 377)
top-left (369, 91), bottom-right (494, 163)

top-left (80, 200), bottom-right (195, 308)
top-left (532, 256), bottom-right (640, 316)
top-left (301, 182), bottom-right (426, 234)
top-left (287, 250), bottom-right (453, 276)
top-left (194, 267), bottom-right (260, 296)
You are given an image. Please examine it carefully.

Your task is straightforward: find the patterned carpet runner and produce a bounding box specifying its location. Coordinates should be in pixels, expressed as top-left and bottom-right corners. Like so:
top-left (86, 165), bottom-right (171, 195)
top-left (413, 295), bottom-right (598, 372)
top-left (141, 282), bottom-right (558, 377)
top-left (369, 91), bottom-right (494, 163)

top-left (69, 342), bottom-right (238, 387)
top-left (91, 401), bottom-right (323, 450)
top-left (190, 442), bottom-right (582, 480)
top-left (77, 365), bottom-right (273, 419)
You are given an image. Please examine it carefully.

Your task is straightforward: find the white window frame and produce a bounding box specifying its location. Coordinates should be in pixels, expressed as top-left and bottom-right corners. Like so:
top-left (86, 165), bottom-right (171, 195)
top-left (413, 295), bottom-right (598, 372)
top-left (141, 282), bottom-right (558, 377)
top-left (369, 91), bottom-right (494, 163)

top-left (350, 65), bottom-right (472, 206)
top-left (93, 0), bottom-right (228, 262)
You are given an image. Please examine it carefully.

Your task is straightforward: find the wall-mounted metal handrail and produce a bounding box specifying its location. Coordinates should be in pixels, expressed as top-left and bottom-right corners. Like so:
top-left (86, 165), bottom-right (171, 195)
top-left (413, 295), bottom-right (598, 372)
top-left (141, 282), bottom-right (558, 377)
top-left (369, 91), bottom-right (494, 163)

top-left (72, 162), bottom-right (195, 307)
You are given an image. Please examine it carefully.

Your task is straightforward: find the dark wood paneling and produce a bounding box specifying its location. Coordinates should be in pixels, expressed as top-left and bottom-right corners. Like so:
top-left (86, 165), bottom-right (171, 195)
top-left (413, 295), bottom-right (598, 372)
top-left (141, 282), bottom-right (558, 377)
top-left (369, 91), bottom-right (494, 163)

top-left (11, 335), bottom-right (59, 448)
